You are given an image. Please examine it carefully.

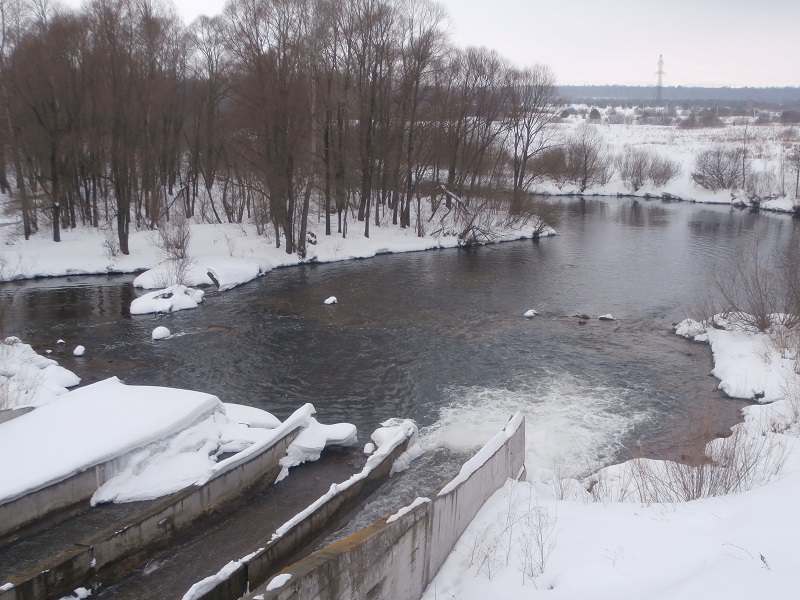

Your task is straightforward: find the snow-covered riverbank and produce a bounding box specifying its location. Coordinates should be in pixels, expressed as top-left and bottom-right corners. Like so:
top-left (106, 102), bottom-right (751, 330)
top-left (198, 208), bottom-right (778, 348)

top-left (535, 118), bottom-right (799, 215)
top-left (422, 316), bottom-right (800, 599)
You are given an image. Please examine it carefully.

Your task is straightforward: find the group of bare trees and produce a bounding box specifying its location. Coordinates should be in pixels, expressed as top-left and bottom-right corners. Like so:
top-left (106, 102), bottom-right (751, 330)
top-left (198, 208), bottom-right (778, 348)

top-left (0, 0), bottom-right (562, 256)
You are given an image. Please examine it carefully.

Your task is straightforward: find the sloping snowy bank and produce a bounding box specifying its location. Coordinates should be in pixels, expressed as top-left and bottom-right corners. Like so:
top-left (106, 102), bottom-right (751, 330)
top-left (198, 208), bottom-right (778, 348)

top-left (0, 217), bottom-right (554, 287)
top-left (0, 337), bottom-right (80, 409)
top-left (422, 315), bottom-right (800, 599)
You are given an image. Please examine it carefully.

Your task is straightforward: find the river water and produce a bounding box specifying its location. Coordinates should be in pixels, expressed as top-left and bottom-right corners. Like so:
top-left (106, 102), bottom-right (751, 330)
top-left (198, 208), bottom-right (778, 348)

top-left (3, 198), bottom-right (798, 488)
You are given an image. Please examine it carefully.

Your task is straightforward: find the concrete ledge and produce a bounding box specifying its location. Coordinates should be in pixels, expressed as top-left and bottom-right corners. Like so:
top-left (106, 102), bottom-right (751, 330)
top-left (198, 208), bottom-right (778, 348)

top-left (253, 414), bottom-right (526, 600)
top-left (0, 461), bottom-right (112, 544)
top-left (186, 435), bottom-right (413, 600)
top-left (0, 424), bottom-right (302, 600)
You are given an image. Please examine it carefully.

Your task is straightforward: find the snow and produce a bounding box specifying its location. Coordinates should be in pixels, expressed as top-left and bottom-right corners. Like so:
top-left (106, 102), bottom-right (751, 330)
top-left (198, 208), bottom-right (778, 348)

top-left (223, 403), bottom-right (281, 429)
top-left (523, 309), bottom-right (537, 318)
top-left (386, 496), bottom-right (430, 524)
top-left (531, 118), bottom-right (799, 216)
top-left (57, 587), bottom-right (91, 599)
top-left (206, 260), bottom-right (262, 291)
top-left (0, 337), bottom-right (80, 409)
top-left (181, 560), bottom-right (242, 600)
top-left (265, 573), bottom-right (292, 591)
top-left (0, 583), bottom-right (13, 591)
top-left (598, 314), bottom-right (616, 321)
top-left (0, 377), bottom-right (220, 503)
top-left (151, 326), bottom-right (171, 340)
top-left (423, 314), bottom-right (800, 600)
top-left (276, 418), bottom-right (358, 481)
top-left (73, 345), bottom-right (85, 356)
top-left (271, 419), bottom-right (417, 541)
top-left (324, 296), bottom-right (337, 305)
top-left (130, 284), bottom-right (204, 315)
top-left (363, 442), bottom-right (375, 455)
top-left (438, 412), bottom-right (524, 496)
top-left (94, 403), bottom-right (325, 504)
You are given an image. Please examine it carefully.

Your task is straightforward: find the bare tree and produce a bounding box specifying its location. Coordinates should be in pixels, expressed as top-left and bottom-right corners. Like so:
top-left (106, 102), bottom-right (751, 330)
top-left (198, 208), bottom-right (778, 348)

top-left (504, 64), bottom-right (559, 211)
top-left (565, 122), bottom-right (613, 192)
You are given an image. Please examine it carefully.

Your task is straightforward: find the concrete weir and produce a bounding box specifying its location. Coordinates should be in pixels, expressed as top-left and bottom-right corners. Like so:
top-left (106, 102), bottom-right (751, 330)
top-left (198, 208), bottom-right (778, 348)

top-left (0, 422), bottom-right (303, 600)
top-left (186, 414), bottom-right (525, 600)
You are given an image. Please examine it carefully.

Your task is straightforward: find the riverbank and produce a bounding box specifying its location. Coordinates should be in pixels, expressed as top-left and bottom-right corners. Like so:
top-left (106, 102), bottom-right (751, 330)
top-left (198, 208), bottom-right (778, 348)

top-left (422, 315), bottom-right (800, 599)
top-left (534, 119), bottom-right (799, 216)
top-left (0, 208), bottom-right (553, 285)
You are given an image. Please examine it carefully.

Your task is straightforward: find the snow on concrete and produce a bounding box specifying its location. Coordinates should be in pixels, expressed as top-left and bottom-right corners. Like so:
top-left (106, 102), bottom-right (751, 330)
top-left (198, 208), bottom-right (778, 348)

top-left (266, 573), bottom-right (292, 591)
top-left (423, 315), bottom-right (800, 600)
top-left (130, 284), bottom-right (204, 315)
top-left (0, 337), bottom-right (80, 409)
top-left (181, 559), bottom-right (242, 600)
top-left (271, 419), bottom-right (417, 541)
top-left (275, 418), bottom-right (358, 481)
top-left (151, 326), bottom-right (170, 340)
top-left (94, 403), bottom-right (327, 504)
top-left (0, 377), bottom-right (220, 504)
top-left (438, 412), bottom-right (524, 496)
top-left (386, 496), bottom-right (430, 524)
top-left (223, 403), bottom-right (281, 429)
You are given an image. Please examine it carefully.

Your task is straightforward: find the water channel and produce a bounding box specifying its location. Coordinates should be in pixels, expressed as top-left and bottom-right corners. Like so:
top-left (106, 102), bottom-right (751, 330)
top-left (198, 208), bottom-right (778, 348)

top-left (3, 197), bottom-right (798, 497)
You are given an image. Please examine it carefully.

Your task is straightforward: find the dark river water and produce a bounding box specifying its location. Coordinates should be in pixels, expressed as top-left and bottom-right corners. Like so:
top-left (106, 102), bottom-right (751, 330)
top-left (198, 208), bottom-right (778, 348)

top-left (3, 198), bottom-right (798, 485)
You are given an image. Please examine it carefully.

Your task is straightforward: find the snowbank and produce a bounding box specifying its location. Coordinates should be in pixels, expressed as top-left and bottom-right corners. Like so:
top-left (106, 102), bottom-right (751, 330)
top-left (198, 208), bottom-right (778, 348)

top-left (0, 337), bottom-right (80, 409)
top-left (130, 284), bottom-right (204, 315)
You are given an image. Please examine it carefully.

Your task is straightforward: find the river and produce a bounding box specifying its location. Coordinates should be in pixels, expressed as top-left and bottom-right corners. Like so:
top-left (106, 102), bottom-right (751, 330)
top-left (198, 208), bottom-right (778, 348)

top-left (3, 198), bottom-right (798, 492)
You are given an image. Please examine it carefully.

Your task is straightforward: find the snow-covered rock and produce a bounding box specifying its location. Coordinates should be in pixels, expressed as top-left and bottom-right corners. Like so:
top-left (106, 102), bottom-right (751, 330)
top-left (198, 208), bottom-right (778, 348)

top-left (206, 259), bottom-right (262, 291)
top-left (130, 285), bottom-right (204, 315)
top-left (523, 309), bottom-right (538, 318)
top-left (152, 326), bottom-right (171, 341)
top-left (598, 314), bottom-right (616, 321)
top-left (0, 338), bottom-right (81, 408)
top-left (73, 345), bottom-right (85, 356)
top-left (324, 296), bottom-right (338, 305)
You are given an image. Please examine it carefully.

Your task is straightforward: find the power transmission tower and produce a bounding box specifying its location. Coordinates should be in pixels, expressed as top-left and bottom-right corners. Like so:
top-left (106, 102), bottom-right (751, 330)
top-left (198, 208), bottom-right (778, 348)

top-left (655, 55), bottom-right (665, 112)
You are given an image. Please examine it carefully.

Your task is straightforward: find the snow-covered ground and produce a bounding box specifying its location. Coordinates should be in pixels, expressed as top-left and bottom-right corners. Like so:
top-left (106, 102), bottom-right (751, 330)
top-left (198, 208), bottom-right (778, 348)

top-left (423, 316), bottom-right (800, 600)
top-left (535, 116), bottom-right (799, 214)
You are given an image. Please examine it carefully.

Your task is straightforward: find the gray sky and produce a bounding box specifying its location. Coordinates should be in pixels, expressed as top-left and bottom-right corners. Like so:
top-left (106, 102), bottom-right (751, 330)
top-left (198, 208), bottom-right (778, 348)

top-left (64, 0), bottom-right (799, 88)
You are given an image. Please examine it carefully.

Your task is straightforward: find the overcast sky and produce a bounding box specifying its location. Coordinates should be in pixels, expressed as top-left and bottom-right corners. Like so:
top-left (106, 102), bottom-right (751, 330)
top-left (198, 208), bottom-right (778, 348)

top-left (63, 0), bottom-right (799, 88)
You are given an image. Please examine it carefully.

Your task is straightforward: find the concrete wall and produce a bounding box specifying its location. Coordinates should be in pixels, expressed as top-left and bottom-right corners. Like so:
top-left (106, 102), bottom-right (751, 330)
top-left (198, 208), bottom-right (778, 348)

top-left (0, 462), bottom-right (110, 543)
top-left (253, 414), bottom-right (526, 600)
top-left (0, 426), bottom-right (301, 600)
top-left (189, 435), bottom-right (413, 600)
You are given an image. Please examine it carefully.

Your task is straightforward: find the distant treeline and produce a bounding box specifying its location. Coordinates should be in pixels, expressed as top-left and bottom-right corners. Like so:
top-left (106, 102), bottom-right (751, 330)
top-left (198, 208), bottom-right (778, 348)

top-left (559, 85), bottom-right (800, 107)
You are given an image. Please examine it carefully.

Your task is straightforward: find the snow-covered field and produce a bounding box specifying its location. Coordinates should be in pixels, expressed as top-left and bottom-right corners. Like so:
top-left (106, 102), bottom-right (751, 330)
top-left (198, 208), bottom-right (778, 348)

top-left (422, 316), bottom-right (800, 600)
top-left (536, 116), bottom-right (799, 214)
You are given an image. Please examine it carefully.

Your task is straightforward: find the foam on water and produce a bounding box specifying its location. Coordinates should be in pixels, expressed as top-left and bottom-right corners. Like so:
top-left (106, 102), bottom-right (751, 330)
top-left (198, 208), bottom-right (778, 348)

top-left (420, 370), bottom-right (654, 475)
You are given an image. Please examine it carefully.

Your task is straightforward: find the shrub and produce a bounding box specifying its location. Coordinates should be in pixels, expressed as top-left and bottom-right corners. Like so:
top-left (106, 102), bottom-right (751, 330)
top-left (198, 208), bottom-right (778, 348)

top-left (615, 146), bottom-right (651, 192)
top-left (156, 217), bottom-right (192, 261)
top-left (648, 154), bottom-right (682, 186)
top-left (692, 147), bottom-right (742, 191)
